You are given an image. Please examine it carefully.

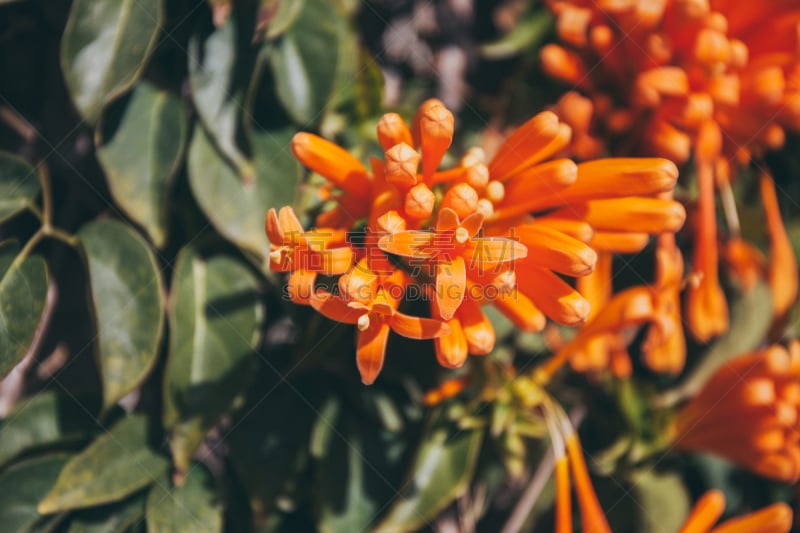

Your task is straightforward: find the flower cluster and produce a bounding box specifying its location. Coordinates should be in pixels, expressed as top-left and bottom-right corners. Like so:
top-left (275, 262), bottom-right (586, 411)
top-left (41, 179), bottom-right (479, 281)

top-left (543, 0), bottom-right (799, 348)
top-left (267, 99), bottom-right (685, 384)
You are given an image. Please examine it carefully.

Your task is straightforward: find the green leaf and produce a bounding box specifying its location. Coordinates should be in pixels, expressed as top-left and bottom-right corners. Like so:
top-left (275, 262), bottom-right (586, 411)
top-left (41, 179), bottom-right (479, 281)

top-left (38, 415), bottom-right (169, 514)
top-left (0, 391), bottom-right (99, 468)
top-left (269, 0), bottom-right (340, 125)
top-left (0, 241), bottom-right (48, 379)
top-left (630, 470), bottom-right (691, 533)
top-left (65, 493), bottom-right (146, 533)
top-left (0, 153), bottom-right (41, 223)
top-left (163, 247), bottom-right (262, 472)
top-left (96, 82), bottom-right (187, 248)
top-left (60, 0), bottom-right (163, 124)
top-left (480, 10), bottom-right (554, 59)
top-left (258, 0), bottom-right (305, 40)
top-left (78, 220), bottom-right (165, 410)
top-left (0, 454), bottom-right (70, 533)
top-left (187, 123), bottom-right (299, 256)
top-left (375, 424), bottom-right (483, 532)
top-left (188, 16), bottom-right (251, 177)
top-left (145, 466), bottom-right (222, 533)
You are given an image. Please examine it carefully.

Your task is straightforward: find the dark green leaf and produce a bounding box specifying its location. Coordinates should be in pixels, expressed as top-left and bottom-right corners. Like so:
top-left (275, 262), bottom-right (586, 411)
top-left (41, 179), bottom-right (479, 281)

top-left (38, 415), bottom-right (169, 514)
top-left (0, 153), bottom-right (41, 223)
top-left (187, 123), bottom-right (299, 255)
top-left (0, 391), bottom-right (99, 468)
top-left (145, 466), bottom-right (222, 533)
top-left (269, 0), bottom-right (340, 125)
top-left (60, 0), bottom-right (163, 124)
top-left (480, 11), bottom-right (554, 59)
top-left (78, 220), bottom-right (165, 410)
top-left (96, 82), bottom-right (187, 248)
top-left (0, 454), bottom-right (70, 533)
top-left (258, 0), bottom-right (305, 40)
top-left (65, 493), bottom-right (146, 533)
top-left (188, 17), bottom-right (250, 177)
top-left (375, 424), bottom-right (483, 532)
top-left (163, 247), bottom-right (261, 472)
top-left (0, 241), bottom-right (48, 379)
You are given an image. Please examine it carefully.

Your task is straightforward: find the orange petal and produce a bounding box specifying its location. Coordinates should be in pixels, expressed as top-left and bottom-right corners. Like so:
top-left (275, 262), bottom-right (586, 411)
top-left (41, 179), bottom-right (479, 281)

top-left (265, 208), bottom-right (282, 244)
top-left (377, 112), bottom-right (413, 151)
top-left (389, 312), bottom-right (451, 339)
top-left (761, 170), bottom-right (798, 318)
top-left (436, 207), bottom-right (461, 232)
top-left (310, 291), bottom-right (361, 324)
top-left (436, 257), bottom-right (466, 320)
top-left (589, 231), bottom-right (651, 253)
top-left (278, 206), bottom-right (306, 245)
top-left (677, 490), bottom-right (725, 533)
top-left (357, 323), bottom-right (390, 385)
top-left (434, 317), bottom-right (469, 368)
top-left (565, 434), bottom-right (612, 533)
top-left (711, 502), bottom-right (793, 533)
top-left (338, 259), bottom-right (378, 303)
top-left (461, 212), bottom-right (484, 238)
top-left (492, 289), bottom-right (546, 332)
top-left (287, 269), bottom-right (317, 305)
top-left (634, 66), bottom-right (689, 107)
top-left (488, 111), bottom-right (561, 181)
top-left (540, 45), bottom-right (588, 87)
top-left (464, 238), bottom-right (528, 268)
top-left (516, 224), bottom-right (597, 276)
top-left (414, 99), bottom-right (454, 179)
top-left (535, 217), bottom-right (595, 243)
top-left (385, 142), bottom-right (420, 188)
top-left (517, 266), bottom-right (590, 326)
top-left (547, 198), bottom-right (686, 233)
top-left (492, 158), bottom-right (578, 219)
top-left (378, 231), bottom-right (436, 258)
top-left (457, 298), bottom-right (495, 355)
top-left (292, 132), bottom-right (371, 198)
top-left (568, 158), bottom-right (679, 200)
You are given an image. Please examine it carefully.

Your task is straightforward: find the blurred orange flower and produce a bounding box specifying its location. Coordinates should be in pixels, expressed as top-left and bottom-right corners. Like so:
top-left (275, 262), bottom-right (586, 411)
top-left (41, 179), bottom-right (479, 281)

top-left (677, 489), bottom-right (792, 533)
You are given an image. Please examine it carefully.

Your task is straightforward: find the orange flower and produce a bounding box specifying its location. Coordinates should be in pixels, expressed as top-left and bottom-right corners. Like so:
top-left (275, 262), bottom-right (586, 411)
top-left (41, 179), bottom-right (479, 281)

top-left (673, 341), bottom-right (800, 483)
top-left (265, 206), bottom-right (352, 304)
top-left (543, 0), bottom-right (800, 342)
top-left (677, 490), bottom-right (792, 533)
top-left (311, 262), bottom-right (450, 384)
top-left (760, 170), bottom-right (798, 321)
top-left (279, 100), bottom-right (683, 382)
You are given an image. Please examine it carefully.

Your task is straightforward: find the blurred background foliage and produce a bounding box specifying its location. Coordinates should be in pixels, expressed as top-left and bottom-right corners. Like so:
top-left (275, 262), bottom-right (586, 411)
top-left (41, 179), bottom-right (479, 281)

top-left (0, 0), bottom-right (798, 532)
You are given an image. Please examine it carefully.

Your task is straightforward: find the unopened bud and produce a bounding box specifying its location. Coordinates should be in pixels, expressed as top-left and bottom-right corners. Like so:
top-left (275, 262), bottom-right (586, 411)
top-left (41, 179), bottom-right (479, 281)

top-left (385, 143), bottom-right (420, 188)
top-left (404, 183), bottom-right (435, 220)
top-left (442, 183), bottom-right (479, 218)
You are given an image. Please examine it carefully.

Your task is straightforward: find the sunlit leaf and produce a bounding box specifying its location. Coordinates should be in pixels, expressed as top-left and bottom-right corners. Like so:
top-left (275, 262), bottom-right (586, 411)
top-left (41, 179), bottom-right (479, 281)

top-left (0, 391), bottom-right (99, 468)
top-left (0, 152), bottom-right (40, 223)
top-left (187, 123), bottom-right (299, 256)
top-left (60, 0), bottom-right (163, 124)
top-left (38, 415), bottom-right (168, 514)
top-left (0, 454), bottom-right (70, 533)
top-left (188, 16), bottom-right (251, 178)
top-left (269, 0), bottom-right (340, 125)
top-left (375, 422), bottom-right (483, 532)
top-left (0, 240), bottom-right (48, 379)
top-left (630, 470), bottom-right (691, 533)
top-left (96, 82), bottom-right (187, 248)
top-left (163, 247), bottom-right (262, 472)
top-left (145, 466), bottom-right (222, 533)
top-left (78, 220), bottom-right (165, 410)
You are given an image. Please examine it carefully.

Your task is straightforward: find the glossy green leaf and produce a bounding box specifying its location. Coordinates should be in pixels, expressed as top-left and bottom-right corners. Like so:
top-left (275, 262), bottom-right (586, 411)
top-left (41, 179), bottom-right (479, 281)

top-left (0, 241), bottom-right (48, 379)
top-left (78, 220), bottom-right (165, 410)
top-left (187, 123), bottom-right (299, 256)
top-left (0, 153), bottom-right (41, 223)
top-left (188, 16), bottom-right (251, 178)
top-left (163, 247), bottom-right (262, 472)
top-left (65, 493), bottom-right (146, 533)
top-left (631, 470), bottom-right (691, 533)
top-left (60, 0), bottom-right (163, 124)
top-left (145, 466), bottom-right (222, 533)
top-left (96, 82), bottom-right (187, 248)
top-left (0, 454), bottom-right (70, 533)
top-left (480, 10), bottom-right (554, 59)
top-left (0, 391), bottom-right (99, 468)
top-left (375, 424), bottom-right (483, 532)
top-left (258, 0), bottom-right (305, 40)
top-left (38, 415), bottom-right (168, 514)
top-left (269, 0), bottom-right (340, 125)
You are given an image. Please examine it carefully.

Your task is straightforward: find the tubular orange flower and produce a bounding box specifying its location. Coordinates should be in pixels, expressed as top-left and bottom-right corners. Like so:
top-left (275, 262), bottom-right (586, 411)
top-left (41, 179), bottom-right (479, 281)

top-left (672, 341), bottom-right (800, 483)
top-left (544, 0), bottom-right (800, 342)
top-left (275, 99), bottom-right (683, 382)
top-left (677, 489), bottom-right (792, 533)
